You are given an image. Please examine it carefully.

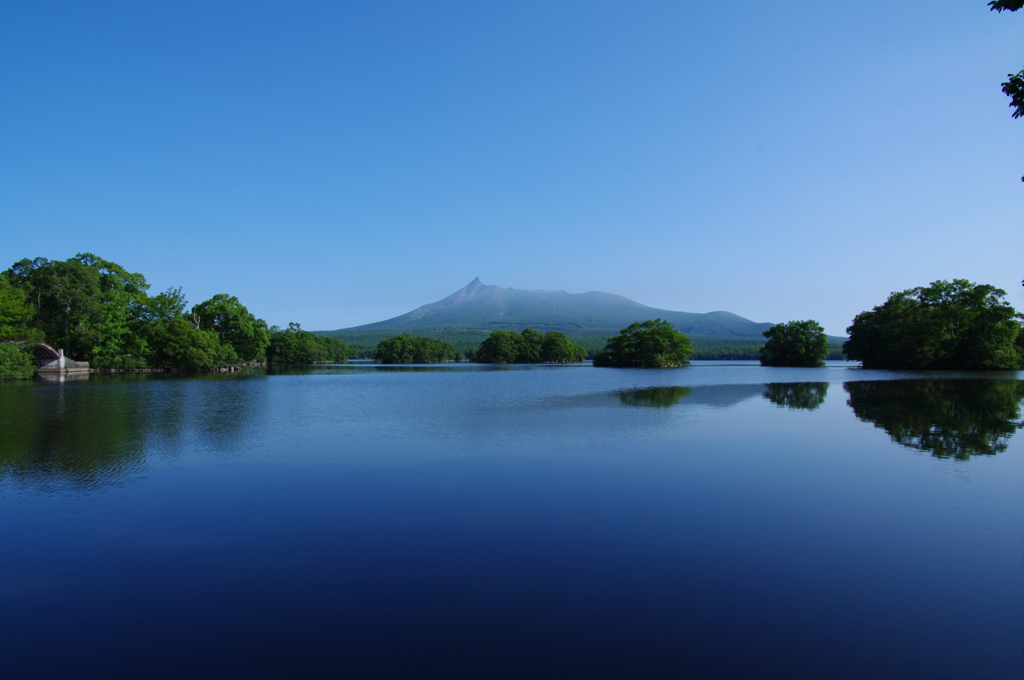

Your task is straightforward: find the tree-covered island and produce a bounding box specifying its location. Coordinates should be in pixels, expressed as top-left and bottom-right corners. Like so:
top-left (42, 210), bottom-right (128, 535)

top-left (843, 280), bottom-right (1023, 370)
top-left (593, 319), bottom-right (693, 368)
top-left (759, 320), bottom-right (830, 367)
top-left (470, 328), bottom-right (587, 364)
top-left (375, 333), bottom-right (460, 363)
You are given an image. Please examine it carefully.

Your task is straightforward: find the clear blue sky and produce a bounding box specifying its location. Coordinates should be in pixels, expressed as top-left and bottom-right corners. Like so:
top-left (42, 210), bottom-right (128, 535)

top-left (2, 1), bottom-right (1021, 336)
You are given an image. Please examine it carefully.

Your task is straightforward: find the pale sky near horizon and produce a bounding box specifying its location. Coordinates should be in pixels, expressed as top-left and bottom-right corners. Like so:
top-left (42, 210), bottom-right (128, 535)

top-left (2, 1), bottom-right (1021, 336)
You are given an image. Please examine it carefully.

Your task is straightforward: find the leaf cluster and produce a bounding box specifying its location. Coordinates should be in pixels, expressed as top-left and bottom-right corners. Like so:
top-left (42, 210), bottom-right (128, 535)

top-left (593, 319), bottom-right (693, 368)
top-left (843, 279), bottom-right (1024, 370)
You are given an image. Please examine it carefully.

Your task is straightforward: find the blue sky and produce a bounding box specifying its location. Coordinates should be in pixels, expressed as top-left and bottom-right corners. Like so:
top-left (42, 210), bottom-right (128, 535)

top-left (2, 1), bottom-right (1020, 336)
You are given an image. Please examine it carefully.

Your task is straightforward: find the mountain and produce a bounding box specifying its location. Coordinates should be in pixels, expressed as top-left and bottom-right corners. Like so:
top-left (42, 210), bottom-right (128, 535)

top-left (316, 278), bottom-right (810, 356)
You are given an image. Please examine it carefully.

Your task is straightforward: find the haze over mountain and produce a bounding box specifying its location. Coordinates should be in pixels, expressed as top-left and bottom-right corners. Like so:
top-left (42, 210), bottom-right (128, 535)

top-left (318, 278), bottom-right (817, 355)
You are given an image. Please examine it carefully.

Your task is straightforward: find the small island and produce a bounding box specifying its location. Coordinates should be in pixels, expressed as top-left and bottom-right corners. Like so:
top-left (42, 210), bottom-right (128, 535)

top-left (375, 334), bottom-right (460, 364)
top-left (759, 320), bottom-right (830, 367)
top-left (593, 319), bottom-right (693, 368)
top-left (470, 329), bottom-right (587, 364)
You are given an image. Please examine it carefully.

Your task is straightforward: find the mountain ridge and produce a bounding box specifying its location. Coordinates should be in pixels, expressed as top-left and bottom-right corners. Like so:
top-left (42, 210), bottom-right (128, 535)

top-left (315, 279), bottom-right (845, 358)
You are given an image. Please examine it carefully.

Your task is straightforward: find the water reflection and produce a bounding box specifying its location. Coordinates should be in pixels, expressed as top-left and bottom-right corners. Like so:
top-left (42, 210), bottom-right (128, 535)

top-left (36, 372), bottom-right (91, 383)
top-left (563, 384), bottom-right (770, 410)
top-left (844, 379), bottom-right (1024, 460)
top-left (617, 386), bottom-right (691, 408)
top-left (763, 383), bottom-right (829, 411)
top-left (0, 381), bottom-right (148, 490)
top-left (0, 373), bottom-right (269, 492)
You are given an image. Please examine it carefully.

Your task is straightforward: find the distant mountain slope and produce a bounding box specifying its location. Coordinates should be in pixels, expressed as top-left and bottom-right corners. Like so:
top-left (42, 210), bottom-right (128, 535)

top-left (317, 278), bottom-right (792, 353)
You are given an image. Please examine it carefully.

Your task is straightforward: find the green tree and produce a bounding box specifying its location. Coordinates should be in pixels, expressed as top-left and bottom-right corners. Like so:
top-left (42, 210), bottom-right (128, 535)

top-left (267, 323), bottom-right (354, 364)
top-left (147, 318), bottom-right (224, 369)
top-left (140, 287), bottom-right (188, 323)
top-left (843, 280), bottom-right (1023, 369)
top-left (0, 344), bottom-right (37, 380)
top-left (0, 276), bottom-right (41, 342)
top-left (67, 253), bottom-right (151, 368)
top-left (191, 294), bottom-right (270, 362)
top-left (539, 331), bottom-right (588, 363)
top-left (3, 253), bottom-right (151, 367)
top-left (517, 328), bottom-right (545, 363)
top-left (374, 334), bottom-right (417, 364)
top-left (472, 328), bottom-right (587, 364)
top-left (474, 330), bottom-right (525, 363)
top-left (759, 320), bottom-right (830, 367)
top-left (593, 319), bottom-right (693, 368)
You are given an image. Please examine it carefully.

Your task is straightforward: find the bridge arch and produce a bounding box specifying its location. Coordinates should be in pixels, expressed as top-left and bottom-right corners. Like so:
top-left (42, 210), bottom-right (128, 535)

top-left (33, 344), bottom-right (61, 362)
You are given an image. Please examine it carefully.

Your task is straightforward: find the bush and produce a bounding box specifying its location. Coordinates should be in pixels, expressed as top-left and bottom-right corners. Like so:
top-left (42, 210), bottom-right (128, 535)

top-left (0, 344), bottom-right (37, 380)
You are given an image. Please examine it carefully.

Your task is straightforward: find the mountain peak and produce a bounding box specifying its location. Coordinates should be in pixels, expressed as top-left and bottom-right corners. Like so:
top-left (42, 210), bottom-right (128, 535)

top-left (407, 278), bottom-right (501, 318)
top-left (330, 279), bottom-right (779, 342)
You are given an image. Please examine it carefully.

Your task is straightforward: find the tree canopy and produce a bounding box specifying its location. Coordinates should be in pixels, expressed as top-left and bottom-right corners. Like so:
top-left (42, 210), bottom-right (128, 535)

top-left (759, 320), bottom-right (830, 367)
top-left (472, 328), bottom-right (587, 364)
top-left (374, 333), bottom-right (460, 364)
top-left (842, 279), bottom-right (1023, 370)
top-left (593, 319), bottom-right (693, 368)
top-left (1, 253), bottom-right (274, 374)
top-left (191, 294), bottom-right (270, 363)
top-left (267, 323), bottom-right (354, 365)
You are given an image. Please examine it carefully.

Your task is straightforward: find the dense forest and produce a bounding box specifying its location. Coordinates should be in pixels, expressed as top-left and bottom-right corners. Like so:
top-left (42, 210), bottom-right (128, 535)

top-left (0, 253), bottom-right (352, 377)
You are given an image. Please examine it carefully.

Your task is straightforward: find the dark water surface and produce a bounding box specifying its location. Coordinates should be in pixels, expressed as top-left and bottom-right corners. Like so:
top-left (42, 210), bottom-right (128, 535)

top-left (2, 362), bottom-right (1022, 679)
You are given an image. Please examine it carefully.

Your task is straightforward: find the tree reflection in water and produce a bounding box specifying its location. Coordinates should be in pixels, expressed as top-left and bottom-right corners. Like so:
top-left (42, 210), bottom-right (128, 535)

top-left (618, 386), bottom-right (691, 408)
top-left (844, 379), bottom-right (1024, 460)
top-left (0, 373), bottom-right (268, 491)
top-left (763, 383), bottom-right (829, 411)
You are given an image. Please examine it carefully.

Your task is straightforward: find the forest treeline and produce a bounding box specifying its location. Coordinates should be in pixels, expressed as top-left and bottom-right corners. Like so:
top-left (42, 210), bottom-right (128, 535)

top-left (3, 255), bottom-right (1019, 377)
top-left (0, 253), bottom-right (353, 377)
top-left (335, 332), bottom-right (843, 361)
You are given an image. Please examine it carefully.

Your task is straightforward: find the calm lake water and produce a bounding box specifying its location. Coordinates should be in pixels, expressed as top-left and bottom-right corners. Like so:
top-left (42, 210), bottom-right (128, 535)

top-left (2, 362), bottom-right (1022, 679)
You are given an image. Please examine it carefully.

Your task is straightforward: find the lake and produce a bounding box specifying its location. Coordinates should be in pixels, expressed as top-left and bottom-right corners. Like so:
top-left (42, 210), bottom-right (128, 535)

top-left (2, 362), bottom-right (1022, 679)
